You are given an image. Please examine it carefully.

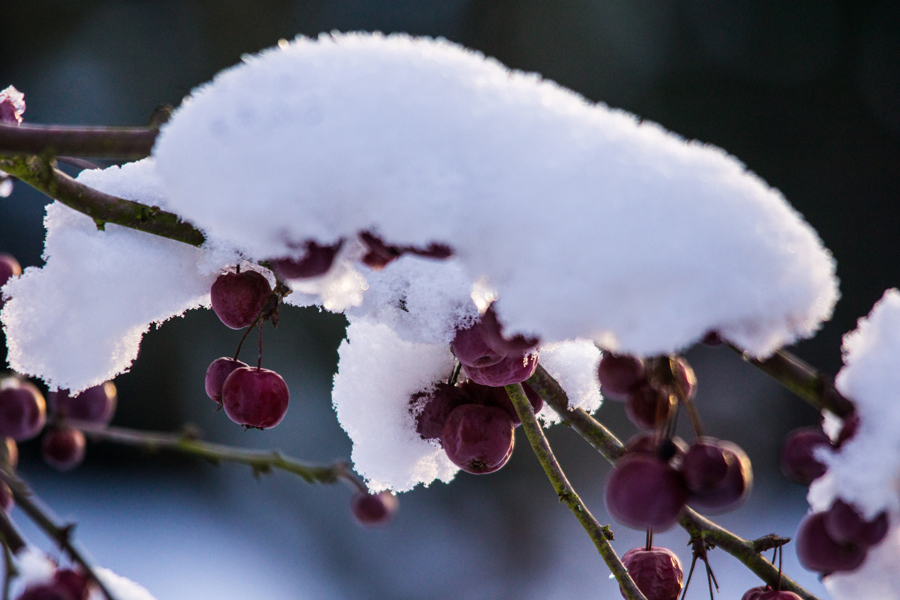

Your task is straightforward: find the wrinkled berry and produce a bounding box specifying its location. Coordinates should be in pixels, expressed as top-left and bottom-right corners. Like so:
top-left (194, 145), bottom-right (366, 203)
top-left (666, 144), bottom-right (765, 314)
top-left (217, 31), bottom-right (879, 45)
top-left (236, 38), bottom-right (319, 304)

top-left (619, 546), bottom-right (683, 600)
top-left (442, 404), bottom-right (515, 474)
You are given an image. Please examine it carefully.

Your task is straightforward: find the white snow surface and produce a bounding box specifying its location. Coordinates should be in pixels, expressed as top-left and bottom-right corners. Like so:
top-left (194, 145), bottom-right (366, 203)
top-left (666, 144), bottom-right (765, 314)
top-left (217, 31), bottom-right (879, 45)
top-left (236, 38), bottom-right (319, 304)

top-left (805, 289), bottom-right (900, 600)
top-left (88, 567), bottom-right (159, 600)
top-left (10, 548), bottom-right (55, 595)
top-left (332, 315), bottom-right (459, 492)
top-left (154, 31), bottom-right (838, 359)
top-left (536, 340), bottom-right (603, 423)
top-left (0, 160), bottom-right (237, 392)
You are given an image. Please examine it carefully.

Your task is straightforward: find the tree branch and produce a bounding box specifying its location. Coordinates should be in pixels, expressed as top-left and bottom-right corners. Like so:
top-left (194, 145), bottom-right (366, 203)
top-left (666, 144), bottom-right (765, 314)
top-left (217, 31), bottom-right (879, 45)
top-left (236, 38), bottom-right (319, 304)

top-left (526, 365), bottom-right (821, 600)
top-left (732, 346), bottom-right (854, 417)
top-left (504, 383), bottom-right (648, 600)
top-left (70, 421), bottom-right (360, 488)
top-left (0, 467), bottom-right (116, 600)
top-left (0, 155), bottom-right (205, 247)
top-left (0, 122), bottom-right (157, 160)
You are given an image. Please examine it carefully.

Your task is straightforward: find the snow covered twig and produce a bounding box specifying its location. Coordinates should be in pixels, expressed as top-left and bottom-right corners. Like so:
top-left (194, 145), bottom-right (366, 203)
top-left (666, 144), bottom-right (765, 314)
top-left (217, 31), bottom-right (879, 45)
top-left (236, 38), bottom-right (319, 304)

top-left (0, 122), bottom-right (157, 160)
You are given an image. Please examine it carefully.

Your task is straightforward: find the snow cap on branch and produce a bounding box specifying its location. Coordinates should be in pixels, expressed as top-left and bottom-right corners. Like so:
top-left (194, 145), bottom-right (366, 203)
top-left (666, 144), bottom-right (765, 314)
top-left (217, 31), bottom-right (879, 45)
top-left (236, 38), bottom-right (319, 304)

top-left (154, 31), bottom-right (838, 359)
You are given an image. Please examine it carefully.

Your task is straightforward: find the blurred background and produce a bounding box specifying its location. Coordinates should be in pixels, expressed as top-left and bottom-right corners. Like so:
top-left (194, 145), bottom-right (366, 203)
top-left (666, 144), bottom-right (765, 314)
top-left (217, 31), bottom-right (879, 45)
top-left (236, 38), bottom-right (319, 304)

top-left (1, 1), bottom-right (899, 598)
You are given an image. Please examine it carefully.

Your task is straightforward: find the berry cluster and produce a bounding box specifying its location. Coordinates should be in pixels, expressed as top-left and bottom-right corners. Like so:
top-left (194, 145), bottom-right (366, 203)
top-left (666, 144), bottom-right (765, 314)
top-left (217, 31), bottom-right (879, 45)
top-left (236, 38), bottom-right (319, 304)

top-left (450, 307), bottom-right (539, 387)
top-left (599, 354), bottom-right (752, 532)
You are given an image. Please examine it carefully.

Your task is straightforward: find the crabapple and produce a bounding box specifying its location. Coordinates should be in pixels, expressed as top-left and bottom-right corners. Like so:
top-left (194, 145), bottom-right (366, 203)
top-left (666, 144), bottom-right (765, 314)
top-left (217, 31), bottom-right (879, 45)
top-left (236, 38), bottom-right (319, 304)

top-left (0, 377), bottom-right (46, 441)
top-left (210, 270), bottom-right (272, 329)
top-left (624, 384), bottom-right (671, 431)
top-left (605, 454), bottom-right (688, 530)
top-left (780, 427), bottom-right (831, 485)
top-left (462, 352), bottom-right (538, 387)
top-left (597, 353), bottom-right (645, 400)
top-left (823, 499), bottom-right (889, 548)
top-left (796, 511), bottom-right (866, 574)
top-left (451, 321), bottom-right (505, 368)
top-left (221, 367), bottom-right (290, 429)
top-left (619, 546), bottom-right (683, 600)
top-left (42, 427), bottom-right (86, 471)
top-left (684, 440), bottom-right (752, 513)
top-left (479, 306), bottom-right (539, 356)
top-left (351, 491), bottom-right (399, 526)
top-left (441, 404), bottom-right (515, 474)
top-left (205, 357), bottom-right (249, 404)
top-left (410, 383), bottom-right (470, 442)
top-left (48, 382), bottom-right (117, 425)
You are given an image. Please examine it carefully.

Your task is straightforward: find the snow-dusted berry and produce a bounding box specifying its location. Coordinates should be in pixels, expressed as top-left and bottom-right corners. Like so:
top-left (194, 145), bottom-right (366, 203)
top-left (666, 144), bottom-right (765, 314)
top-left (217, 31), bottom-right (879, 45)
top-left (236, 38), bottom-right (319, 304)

top-left (619, 546), bottom-right (683, 600)
top-left (0, 253), bottom-right (22, 308)
top-left (441, 404), bottom-right (515, 474)
top-left (823, 499), bottom-right (889, 549)
top-left (451, 321), bottom-right (505, 368)
top-left (410, 383), bottom-right (470, 442)
top-left (0, 377), bottom-right (46, 441)
top-left (210, 270), bottom-right (272, 329)
top-left (221, 367), bottom-right (290, 429)
top-left (48, 382), bottom-right (117, 425)
top-left (351, 491), bottom-right (399, 526)
top-left (479, 306), bottom-right (539, 356)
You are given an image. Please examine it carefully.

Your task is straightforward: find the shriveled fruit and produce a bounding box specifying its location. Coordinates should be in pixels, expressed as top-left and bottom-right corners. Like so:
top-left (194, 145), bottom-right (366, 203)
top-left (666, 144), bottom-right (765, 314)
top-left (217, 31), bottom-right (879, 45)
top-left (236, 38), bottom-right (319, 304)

top-left (451, 321), bottom-right (505, 368)
top-left (410, 383), bottom-right (470, 442)
top-left (619, 546), bottom-right (683, 600)
top-left (205, 358), bottom-right (249, 404)
top-left (42, 427), bottom-right (86, 471)
top-left (796, 511), bottom-right (866, 574)
top-left (210, 270), bottom-right (272, 329)
top-left (442, 404), bottom-right (515, 474)
top-left (597, 353), bottom-right (645, 400)
top-left (351, 491), bottom-right (399, 526)
top-left (271, 240), bottom-right (341, 279)
top-left (48, 382), bottom-right (117, 425)
top-left (605, 454), bottom-right (688, 530)
top-left (780, 427), bottom-right (831, 485)
top-left (685, 440), bottom-right (752, 513)
top-left (462, 352), bottom-right (538, 387)
top-left (743, 587), bottom-right (802, 600)
top-left (0, 378), bottom-right (46, 441)
top-left (823, 499), bottom-right (889, 548)
top-left (221, 367), bottom-right (290, 429)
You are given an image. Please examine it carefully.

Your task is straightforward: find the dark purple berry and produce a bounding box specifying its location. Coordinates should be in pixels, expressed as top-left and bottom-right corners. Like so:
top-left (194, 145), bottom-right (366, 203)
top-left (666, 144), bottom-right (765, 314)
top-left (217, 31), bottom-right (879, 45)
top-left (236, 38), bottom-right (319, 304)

top-left (619, 546), bottom-right (683, 600)
top-left (836, 411), bottom-right (860, 448)
top-left (53, 569), bottom-right (90, 600)
top-left (0, 378), bottom-right (46, 441)
top-left (48, 382), bottom-right (117, 425)
top-left (682, 438), bottom-right (731, 493)
top-left (597, 353), bottom-right (646, 400)
top-left (350, 491), bottom-right (399, 526)
top-left (796, 511), bottom-right (867, 574)
top-left (441, 404), bottom-right (515, 474)
top-left (410, 383), bottom-right (470, 442)
top-left (451, 321), bottom-right (505, 368)
top-left (42, 427), bottom-right (86, 471)
top-left (16, 583), bottom-right (77, 600)
top-left (210, 270), bottom-right (271, 329)
top-left (359, 232), bottom-right (452, 270)
top-left (625, 384), bottom-right (671, 431)
top-left (205, 358), bottom-right (249, 404)
top-left (780, 427), bottom-right (831, 485)
top-left (605, 454), bottom-right (688, 530)
top-left (702, 331), bottom-right (724, 347)
top-left (0, 253), bottom-right (21, 308)
top-left (479, 306), bottom-right (540, 356)
top-left (462, 352), bottom-right (539, 387)
top-left (460, 380), bottom-right (543, 426)
top-left (823, 499), bottom-right (889, 548)
top-left (271, 240), bottom-right (341, 279)
top-left (221, 367), bottom-right (290, 429)
top-left (685, 441), bottom-right (752, 513)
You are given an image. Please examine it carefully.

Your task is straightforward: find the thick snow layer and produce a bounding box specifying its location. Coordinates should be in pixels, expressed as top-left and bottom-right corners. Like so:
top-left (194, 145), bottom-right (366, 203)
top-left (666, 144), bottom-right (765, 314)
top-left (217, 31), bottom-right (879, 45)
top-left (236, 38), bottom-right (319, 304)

top-left (88, 567), bottom-right (159, 600)
top-left (0, 160), bottom-right (237, 392)
top-left (332, 315), bottom-right (459, 492)
top-left (536, 340), bottom-right (602, 423)
top-left (154, 32), bottom-right (838, 359)
top-left (823, 525), bottom-right (900, 600)
top-left (10, 548), bottom-right (55, 595)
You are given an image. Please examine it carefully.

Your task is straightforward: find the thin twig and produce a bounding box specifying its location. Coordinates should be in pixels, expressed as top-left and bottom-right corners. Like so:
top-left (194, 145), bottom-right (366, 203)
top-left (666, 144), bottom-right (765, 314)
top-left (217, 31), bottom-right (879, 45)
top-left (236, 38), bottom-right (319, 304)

top-left (503, 383), bottom-right (648, 600)
top-left (1, 540), bottom-right (15, 600)
top-left (0, 122), bottom-right (157, 160)
top-left (71, 421), bottom-right (357, 487)
top-left (526, 365), bottom-right (821, 600)
top-left (0, 512), bottom-right (25, 555)
top-left (0, 155), bottom-right (205, 247)
top-left (0, 467), bottom-right (116, 600)
top-left (731, 345), bottom-right (854, 418)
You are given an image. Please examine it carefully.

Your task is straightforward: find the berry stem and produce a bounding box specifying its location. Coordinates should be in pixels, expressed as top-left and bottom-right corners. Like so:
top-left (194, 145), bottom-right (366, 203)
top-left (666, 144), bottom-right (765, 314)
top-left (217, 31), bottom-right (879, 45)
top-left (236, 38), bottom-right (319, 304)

top-left (730, 345), bottom-right (854, 417)
top-left (0, 466), bottom-right (117, 600)
top-left (0, 121), bottom-right (158, 159)
top-left (69, 420), bottom-right (354, 486)
top-left (257, 323), bottom-right (263, 369)
top-left (503, 383), bottom-right (649, 600)
top-left (526, 365), bottom-right (822, 600)
top-left (1, 539), bottom-right (15, 600)
top-left (0, 155), bottom-right (205, 247)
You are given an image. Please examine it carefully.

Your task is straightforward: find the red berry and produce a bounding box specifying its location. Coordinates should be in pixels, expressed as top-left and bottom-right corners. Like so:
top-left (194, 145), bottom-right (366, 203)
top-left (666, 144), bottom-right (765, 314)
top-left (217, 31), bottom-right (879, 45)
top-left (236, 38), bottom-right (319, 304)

top-left (780, 427), bottom-right (832, 485)
top-left (685, 440), bottom-right (752, 513)
top-left (625, 384), bottom-right (672, 431)
top-left (48, 382), bottom-right (117, 425)
top-left (441, 404), bottom-right (515, 474)
top-left (605, 454), bottom-right (688, 530)
top-left (796, 511), bottom-right (866, 574)
top-left (743, 587), bottom-right (802, 600)
top-left (682, 438), bottom-right (731, 493)
top-left (619, 546), bottom-right (683, 600)
top-left (205, 358), bottom-right (249, 404)
top-left (271, 241), bottom-right (341, 279)
top-left (462, 352), bottom-right (539, 387)
top-left (42, 427), bottom-right (86, 471)
top-left (0, 378), bottom-right (46, 441)
top-left (410, 383), bottom-right (470, 442)
top-left (823, 499), bottom-right (889, 549)
top-left (210, 270), bottom-right (272, 329)
top-left (221, 367), bottom-right (290, 429)
top-left (597, 353), bottom-right (646, 400)
top-left (451, 321), bottom-right (505, 368)
top-left (53, 569), bottom-right (91, 600)
top-left (479, 306), bottom-right (539, 356)
top-left (350, 491), bottom-right (399, 526)
top-left (475, 381), bottom-right (544, 426)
